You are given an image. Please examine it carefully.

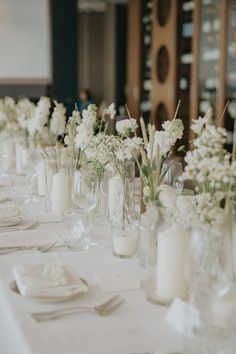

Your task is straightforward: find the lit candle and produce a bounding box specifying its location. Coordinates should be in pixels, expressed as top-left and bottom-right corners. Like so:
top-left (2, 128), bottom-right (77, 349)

top-left (113, 230), bottom-right (138, 257)
top-left (156, 224), bottom-right (189, 304)
top-left (51, 169), bottom-right (71, 212)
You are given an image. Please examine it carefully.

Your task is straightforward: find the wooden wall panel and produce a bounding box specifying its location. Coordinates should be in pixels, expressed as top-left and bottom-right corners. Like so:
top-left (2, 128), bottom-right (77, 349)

top-left (151, 0), bottom-right (177, 126)
top-left (127, 0), bottom-right (141, 118)
top-left (216, 0), bottom-right (228, 126)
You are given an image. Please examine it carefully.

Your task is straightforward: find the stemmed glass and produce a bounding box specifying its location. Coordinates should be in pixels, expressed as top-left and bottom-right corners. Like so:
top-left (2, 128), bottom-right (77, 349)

top-left (162, 160), bottom-right (184, 195)
top-left (71, 167), bottom-right (98, 212)
top-left (71, 165), bottom-right (99, 246)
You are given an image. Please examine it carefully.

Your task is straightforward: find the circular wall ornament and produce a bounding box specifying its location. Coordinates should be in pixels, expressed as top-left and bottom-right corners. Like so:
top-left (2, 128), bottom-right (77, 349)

top-left (157, 0), bottom-right (171, 27)
top-left (157, 46), bottom-right (169, 83)
top-left (156, 102), bottom-right (168, 130)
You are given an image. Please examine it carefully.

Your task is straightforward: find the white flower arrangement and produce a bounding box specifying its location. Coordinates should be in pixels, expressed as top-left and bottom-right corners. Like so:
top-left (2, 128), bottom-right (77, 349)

top-left (64, 108), bottom-right (81, 151)
top-left (50, 101), bottom-right (66, 137)
top-left (134, 103), bottom-right (184, 204)
top-left (183, 109), bottom-right (236, 228)
top-left (75, 104), bottom-right (97, 150)
top-left (0, 97), bottom-right (19, 134)
top-left (16, 98), bottom-right (35, 131)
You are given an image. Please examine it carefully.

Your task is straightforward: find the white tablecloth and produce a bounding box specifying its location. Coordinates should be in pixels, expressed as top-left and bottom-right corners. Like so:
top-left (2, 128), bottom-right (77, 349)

top-left (0, 221), bottom-right (182, 354)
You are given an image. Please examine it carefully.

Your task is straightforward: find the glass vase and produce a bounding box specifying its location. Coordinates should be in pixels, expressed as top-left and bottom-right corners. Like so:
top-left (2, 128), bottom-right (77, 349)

top-left (108, 161), bottom-right (139, 258)
top-left (145, 203), bottom-right (165, 303)
top-left (1, 136), bottom-right (15, 172)
top-left (145, 203), bottom-right (189, 305)
top-left (92, 166), bottom-right (108, 225)
top-left (183, 216), bottom-right (236, 353)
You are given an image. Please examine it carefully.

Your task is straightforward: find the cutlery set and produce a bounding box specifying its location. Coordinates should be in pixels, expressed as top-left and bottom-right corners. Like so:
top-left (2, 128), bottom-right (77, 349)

top-left (0, 241), bottom-right (57, 255)
top-left (0, 219), bottom-right (39, 233)
top-left (31, 294), bottom-right (124, 321)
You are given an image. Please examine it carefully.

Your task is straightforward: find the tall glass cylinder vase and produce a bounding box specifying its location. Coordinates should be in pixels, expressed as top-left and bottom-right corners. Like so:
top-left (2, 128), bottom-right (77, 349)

top-left (145, 203), bottom-right (189, 305)
top-left (1, 135), bottom-right (15, 172)
top-left (184, 214), bottom-right (236, 353)
top-left (108, 161), bottom-right (139, 258)
top-left (37, 157), bottom-right (47, 197)
top-left (92, 166), bottom-right (108, 225)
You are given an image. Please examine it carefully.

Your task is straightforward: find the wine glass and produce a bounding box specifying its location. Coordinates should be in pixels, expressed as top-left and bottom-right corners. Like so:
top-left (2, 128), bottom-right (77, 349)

top-left (162, 160), bottom-right (184, 195)
top-left (71, 166), bottom-right (99, 246)
top-left (71, 168), bottom-right (98, 212)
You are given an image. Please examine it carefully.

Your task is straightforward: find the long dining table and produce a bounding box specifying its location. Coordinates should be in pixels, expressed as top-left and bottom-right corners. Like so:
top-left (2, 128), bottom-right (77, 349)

top-left (0, 215), bottom-right (183, 354)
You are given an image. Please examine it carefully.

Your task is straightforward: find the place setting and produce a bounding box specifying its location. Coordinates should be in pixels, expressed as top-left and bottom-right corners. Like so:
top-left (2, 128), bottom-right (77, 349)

top-left (8, 253), bottom-right (125, 324)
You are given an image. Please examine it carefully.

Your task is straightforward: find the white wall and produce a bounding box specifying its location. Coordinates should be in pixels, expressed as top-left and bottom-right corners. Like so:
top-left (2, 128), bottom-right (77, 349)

top-left (0, 0), bottom-right (51, 83)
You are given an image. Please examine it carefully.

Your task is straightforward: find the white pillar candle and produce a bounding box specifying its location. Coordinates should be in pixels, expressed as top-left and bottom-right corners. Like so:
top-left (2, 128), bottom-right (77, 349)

top-left (37, 159), bottom-right (46, 196)
top-left (108, 176), bottom-right (123, 222)
top-left (113, 230), bottom-right (138, 257)
top-left (51, 169), bottom-right (71, 212)
top-left (156, 224), bottom-right (189, 303)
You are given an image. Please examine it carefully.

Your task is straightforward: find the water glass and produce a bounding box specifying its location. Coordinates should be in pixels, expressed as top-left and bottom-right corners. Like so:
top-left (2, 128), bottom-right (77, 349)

top-left (162, 160), bottom-right (184, 194)
top-left (62, 210), bottom-right (91, 251)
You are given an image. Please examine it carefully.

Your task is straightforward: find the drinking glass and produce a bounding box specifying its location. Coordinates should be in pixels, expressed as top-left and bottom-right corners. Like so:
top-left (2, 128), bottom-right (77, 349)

top-left (71, 167), bottom-right (98, 212)
top-left (71, 166), bottom-right (99, 246)
top-left (162, 160), bottom-right (184, 194)
top-left (61, 210), bottom-right (91, 251)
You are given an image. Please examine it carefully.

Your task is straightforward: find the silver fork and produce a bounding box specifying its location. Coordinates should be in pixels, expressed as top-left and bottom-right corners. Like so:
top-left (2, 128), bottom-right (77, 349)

top-left (0, 241), bottom-right (57, 255)
top-left (31, 295), bottom-right (124, 321)
top-left (0, 220), bottom-right (40, 232)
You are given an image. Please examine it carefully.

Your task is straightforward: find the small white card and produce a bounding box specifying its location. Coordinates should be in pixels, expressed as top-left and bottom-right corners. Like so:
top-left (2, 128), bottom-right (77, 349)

top-left (93, 272), bottom-right (140, 292)
top-left (165, 298), bottom-right (201, 337)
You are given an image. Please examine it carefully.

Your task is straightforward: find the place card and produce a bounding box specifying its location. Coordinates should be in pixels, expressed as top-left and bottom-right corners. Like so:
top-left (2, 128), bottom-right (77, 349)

top-left (165, 298), bottom-right (201, 337)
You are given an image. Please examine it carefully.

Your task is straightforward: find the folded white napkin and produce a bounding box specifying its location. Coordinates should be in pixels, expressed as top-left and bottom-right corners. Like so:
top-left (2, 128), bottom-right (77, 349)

top-left (94, 271), bottom-right (140, 292)
top-left (13, 264), bottom-right (88, 298)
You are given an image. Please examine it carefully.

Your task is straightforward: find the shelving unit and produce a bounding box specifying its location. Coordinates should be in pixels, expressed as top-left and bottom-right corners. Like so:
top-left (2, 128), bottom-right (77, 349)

top-left (127, 0), bottom-right (236, 150)
top-left (224, 0), bottom-right (236, 149)
top-left (198, 0), bottom-right (220, 118)
top-left (140, 0), bottom-right (153, 122)
top-left (176, 0), bottom-right (194, 150)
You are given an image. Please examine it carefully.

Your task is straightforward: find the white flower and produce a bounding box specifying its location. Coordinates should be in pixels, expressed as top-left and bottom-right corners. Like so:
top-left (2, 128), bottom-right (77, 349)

top-left (50, 101), bottom-right (66, 136)
top-left (191, 115), bottom-right (208, 135)
top-left (116, 118), bottom-right (138, 136)
top-left (64, 109), bottom-right (81, 150)
top-left (103, 103), bottom-right (116, 120)
top-left (75, 104), bottom-right (97, 150)
top-left (17, 98), bottom-right (35, 130)
top-left (153, 119), bottom-right (184, 157)
top-left (30, 96), bottom-right (51, 136)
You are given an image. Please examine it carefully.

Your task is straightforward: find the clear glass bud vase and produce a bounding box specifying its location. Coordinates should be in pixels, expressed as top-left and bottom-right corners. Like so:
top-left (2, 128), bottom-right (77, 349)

top-left (92, 166), bottom-right (108, 225)
top-left (184, 208), bottom-right (236, 354)
top-left (108, 160), bottom-right (139, 258)
top-left (145, 203), bottom-right (189, 305)
top-left (145, 203), bottom-right (165, 303)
